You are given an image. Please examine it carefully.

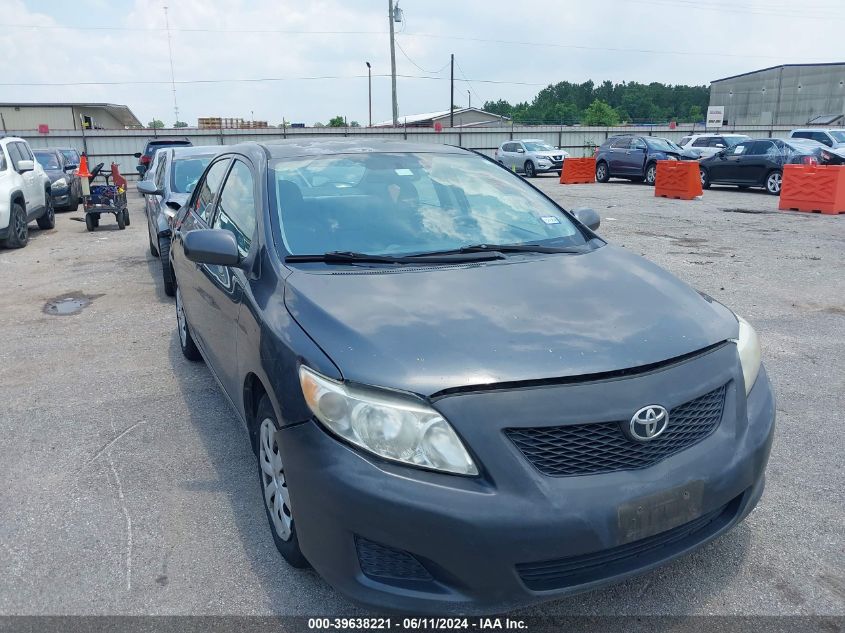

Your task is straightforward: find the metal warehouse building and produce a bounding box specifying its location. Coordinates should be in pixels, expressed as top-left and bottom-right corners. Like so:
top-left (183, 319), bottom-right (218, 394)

top-left (0, 102), bottom-right (142, 132)
top-left (709, 63), bottom-right (845, 126)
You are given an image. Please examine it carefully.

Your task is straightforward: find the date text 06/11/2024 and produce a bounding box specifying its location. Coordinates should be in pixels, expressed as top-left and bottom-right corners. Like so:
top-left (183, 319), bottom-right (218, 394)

top-left (307, 618), bottom-right (529, 630)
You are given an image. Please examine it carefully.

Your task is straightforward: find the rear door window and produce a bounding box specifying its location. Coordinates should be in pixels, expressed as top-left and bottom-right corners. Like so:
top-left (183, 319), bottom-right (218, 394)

top-left (692, 137), bottom-right (711, 147)
top-left (747, 140), bottom-right (776, 156)
top-left (155, 153), bottom-right (168, 190)
top-left (610, 137), bottom-right (631, 149)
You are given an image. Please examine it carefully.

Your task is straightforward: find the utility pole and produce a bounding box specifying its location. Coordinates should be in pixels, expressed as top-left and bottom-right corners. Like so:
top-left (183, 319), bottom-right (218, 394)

top-left (163, 6), bottom-right (179, 125)
top-left (388, 0), bottom-right (398, 126)
top-left (366, 61), bottom-right (372, 127)
top-left (450, 54), bottom-right (454, 127)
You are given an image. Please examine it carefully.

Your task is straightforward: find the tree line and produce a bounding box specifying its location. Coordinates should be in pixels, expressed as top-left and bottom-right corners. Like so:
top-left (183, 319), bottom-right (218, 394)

top-left (483, 80), bottom-right (709, 126)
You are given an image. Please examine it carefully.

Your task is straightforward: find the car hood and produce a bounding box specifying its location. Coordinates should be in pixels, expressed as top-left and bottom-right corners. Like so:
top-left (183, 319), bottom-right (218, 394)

top-left (284, 245), bottom-right (738, 396)
top-left (42, 168), bottom-right (67, 183)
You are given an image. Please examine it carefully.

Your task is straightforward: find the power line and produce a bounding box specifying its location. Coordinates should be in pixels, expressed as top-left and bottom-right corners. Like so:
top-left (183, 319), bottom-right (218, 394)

top-left (395, 39), bottom-right (450, 75)
top-left (0, 73), bottom-right (549, 88)
top-left (454, 58), bottom-right (484, 107)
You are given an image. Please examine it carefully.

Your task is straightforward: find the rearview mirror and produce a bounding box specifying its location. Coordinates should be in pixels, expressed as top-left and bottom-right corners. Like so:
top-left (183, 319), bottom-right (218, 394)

top-left (183, 229), bottom-right (240, 267)
top-left (134, 152), bottom-right (142, 158)
top-left (16, 159), bottom-right (34, 173)
top-left (573, 207), bottom-right (600, 231)
top-left (137, 180), bottom-right (162, 196)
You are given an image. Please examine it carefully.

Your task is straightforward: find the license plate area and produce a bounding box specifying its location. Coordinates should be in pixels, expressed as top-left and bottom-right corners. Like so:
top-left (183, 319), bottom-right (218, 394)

top-left (617, 481), bottom-right (705, 545)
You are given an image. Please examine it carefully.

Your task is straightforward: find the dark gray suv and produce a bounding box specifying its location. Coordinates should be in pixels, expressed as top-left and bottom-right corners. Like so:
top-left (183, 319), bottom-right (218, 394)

top-left (169, 139), bottom-right (774, 614)
top-left (595, 135), bottom-right (698, 185)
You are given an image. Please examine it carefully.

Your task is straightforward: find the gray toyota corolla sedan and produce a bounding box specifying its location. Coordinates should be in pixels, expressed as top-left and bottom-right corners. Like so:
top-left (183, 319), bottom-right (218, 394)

top-left (168, 139), bottom-right (775, 614)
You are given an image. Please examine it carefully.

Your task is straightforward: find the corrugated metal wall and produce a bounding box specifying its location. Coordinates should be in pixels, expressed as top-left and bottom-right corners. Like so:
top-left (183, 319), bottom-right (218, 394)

top-left (9, 124), bottom-right (799, 180)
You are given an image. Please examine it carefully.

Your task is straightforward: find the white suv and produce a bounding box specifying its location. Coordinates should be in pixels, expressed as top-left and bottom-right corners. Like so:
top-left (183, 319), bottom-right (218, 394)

top-left (676, 133), bottom-right (751, 158)
top-left (0, 136), bottom-right (54, 248)
top-left (788, 129), bottom-right (845, 149)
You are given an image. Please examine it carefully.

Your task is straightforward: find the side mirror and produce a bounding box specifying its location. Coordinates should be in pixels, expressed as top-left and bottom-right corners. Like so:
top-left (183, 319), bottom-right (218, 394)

top-left (64, 164), bottom-right (78, 172)
top-left (516, 148), bottom-right (525, 153)
top-left (16, 159), bottom-right (34, 173)
top-left (134, 152), bottom-right (142, 158)
top-left (573, 207), bottom-right (600, 231)
top-left (136, 165), bottom-right (147, 177)
top-left (183, 229), bottom-right (240, 267)
top-left (137, 180), bottom-right (162, 196)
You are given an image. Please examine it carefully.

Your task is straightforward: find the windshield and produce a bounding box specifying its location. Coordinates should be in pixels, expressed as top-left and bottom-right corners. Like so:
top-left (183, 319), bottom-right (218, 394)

top-left (645, 138), bottom-right (682, 152)
top-left (171, 155), bottom-right (213, 193)
top-left (34, 151), bottom-right (60, 170)
top-left (270, 152), bottom-right (587, 257)
top-left (523, 142), bottom-right (555, 152)
top-left (830, 131), bottom-right (845, 143)
top-left (59, 150), bottom-right (78, 165)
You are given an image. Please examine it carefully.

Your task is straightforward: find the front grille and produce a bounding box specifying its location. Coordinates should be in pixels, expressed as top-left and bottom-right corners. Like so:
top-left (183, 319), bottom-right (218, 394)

top-left (505, 384), bottom-right (727, 477)
top-left (516, 495), bottom-right (739, 591)
top-left (355, 536), bottom-right (432, 582)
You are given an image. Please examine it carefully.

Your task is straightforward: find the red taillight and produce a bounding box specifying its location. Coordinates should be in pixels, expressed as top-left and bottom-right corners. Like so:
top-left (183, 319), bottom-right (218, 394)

top-left (140, 155), bottom-right (151, 165)
top-left (802, 156), bottom-right (818, 165)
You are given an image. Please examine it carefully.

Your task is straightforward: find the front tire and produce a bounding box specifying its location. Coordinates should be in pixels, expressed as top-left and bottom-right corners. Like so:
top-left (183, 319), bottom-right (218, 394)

top-left (36, 195), bottom-right (55, 230)
top-left (175, 286), bottom-right (202, 361)
top-left (256, 395), bottom-right (308, 568)
top-left (524, 161), bottom-right (536, 178)
top-left (645, 162), bottom-right (657, 186)
top-left (3, 203), bottom-right (29, 248)
top-left (116, 210), bottom-right (126, 230)
top-left (123, 209), bottom-right (130, 226)
top-left (85, 214), bottom-right (95, 232)
top-left (700, 167), bottom-right (711, 189)
top-left (159, 237), bottom-right (175, 297)
top-left (596, 161), bottom-right (609, 183)
top-left (766, 170), bottom-right (782, 195)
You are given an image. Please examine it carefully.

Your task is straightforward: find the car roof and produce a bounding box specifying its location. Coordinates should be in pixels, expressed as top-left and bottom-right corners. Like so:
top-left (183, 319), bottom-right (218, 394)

top-left (170, 145), bottom-right (227, 158)
top-left (257, 138), bottom-right (469, 159)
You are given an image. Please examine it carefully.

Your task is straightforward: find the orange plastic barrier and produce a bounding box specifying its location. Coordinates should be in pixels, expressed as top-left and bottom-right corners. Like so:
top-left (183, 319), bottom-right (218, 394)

top-left (779, 164), bottom-right (845, 214)
top-left (654, 160), bottom-right (702, 200)
top-left (559, 157), bottom-right (596, 184)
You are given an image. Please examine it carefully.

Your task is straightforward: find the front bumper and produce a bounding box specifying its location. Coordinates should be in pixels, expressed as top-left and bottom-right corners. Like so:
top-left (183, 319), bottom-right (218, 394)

top-left (536, 159), bottom-right (564, 173)
top-left (278, 352), bottom-right (775, 614)
top-left (50, 189), bottom-right (71, 208)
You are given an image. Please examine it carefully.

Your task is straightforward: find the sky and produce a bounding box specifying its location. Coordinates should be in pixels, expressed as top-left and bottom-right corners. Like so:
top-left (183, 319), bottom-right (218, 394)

top-left (2, 0), bottom-right (844, 127)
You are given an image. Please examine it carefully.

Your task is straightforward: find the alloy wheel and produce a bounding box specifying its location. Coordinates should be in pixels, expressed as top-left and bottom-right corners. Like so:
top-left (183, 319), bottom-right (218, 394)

top-left (596, 164), bottom-right (607, 181)
top-left (14, 209), bottom-right (27, 243)
top-left (646, 165), bottom-right (656, 185)
top-left (767, 172), bottom-right (782, 194)
top-left (260, 419), bottom-right (293, 541)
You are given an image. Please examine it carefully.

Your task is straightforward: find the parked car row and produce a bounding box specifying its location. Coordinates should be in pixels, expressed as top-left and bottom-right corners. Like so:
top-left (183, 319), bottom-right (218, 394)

top-left (594, 131), bottom-right (845, 195)
top-left (138, 144), bottom-right (224, 296)
top-left (143, 138), bottom-right (774, 614)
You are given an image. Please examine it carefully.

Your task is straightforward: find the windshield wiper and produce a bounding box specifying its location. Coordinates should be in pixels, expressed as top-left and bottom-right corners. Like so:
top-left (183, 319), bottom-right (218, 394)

top-left (285, 250), bottom-right (505, 264)
top-left (409, 243), bottom-right (587, 257)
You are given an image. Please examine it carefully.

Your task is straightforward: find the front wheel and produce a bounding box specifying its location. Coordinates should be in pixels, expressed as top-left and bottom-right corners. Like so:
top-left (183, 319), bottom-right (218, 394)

top-left (175, 286), bottom-right (202, 361)
top-left (85, 213), bottom-right (96, 232)
top-left (36, 195), bottom-right (55, 230)
top-left (766, 170), bottom-right (782, 195)
top-left (3, 203), bottom-right (29, 248)
top-left (700, 168), bottom-right (711, 189)
top-left (644, 162), bottom-right (657, 186)
top-left (159, 237), bottom-right (175, 297)
top-left (523, 161), bottom-right (536, 178)
top-left (123, 209), bottom-right (130, 226)
top-left (595, 161), bottom-right (609, 183)
top-left (116, 210), bottom-right (126, 230)
top-left (256, 395), bottom-right (308, 568)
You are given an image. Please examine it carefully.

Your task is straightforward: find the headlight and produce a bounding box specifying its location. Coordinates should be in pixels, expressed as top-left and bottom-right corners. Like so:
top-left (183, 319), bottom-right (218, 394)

top-left (733, 316), bottom-right (761, 395)
top-left (666, 155), bottom-right (679, 161)
top-left (299, 366), bottom-right (478, 475)
top-left (51, 178), bottom-right (68, 189)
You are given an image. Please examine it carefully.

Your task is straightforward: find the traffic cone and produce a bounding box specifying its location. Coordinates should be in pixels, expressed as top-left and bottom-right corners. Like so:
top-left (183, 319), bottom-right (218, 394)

top-left (76, 153), bottom-right (91, 178)
top-left (77, 154), bottom-right (91, 197)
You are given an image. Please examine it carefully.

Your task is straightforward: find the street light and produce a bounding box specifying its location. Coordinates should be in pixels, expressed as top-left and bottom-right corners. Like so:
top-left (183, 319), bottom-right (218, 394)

top-left (365, 61), bottom-right (372, 127)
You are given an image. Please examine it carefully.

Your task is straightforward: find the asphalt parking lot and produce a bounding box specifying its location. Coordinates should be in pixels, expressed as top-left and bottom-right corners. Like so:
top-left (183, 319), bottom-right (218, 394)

top-left (0, 179), bottom-right (843, 618)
